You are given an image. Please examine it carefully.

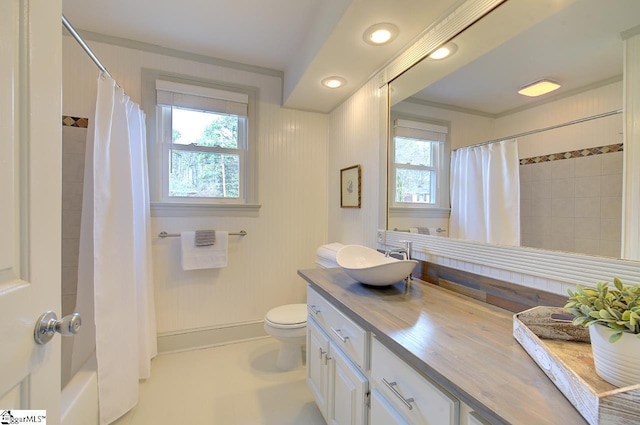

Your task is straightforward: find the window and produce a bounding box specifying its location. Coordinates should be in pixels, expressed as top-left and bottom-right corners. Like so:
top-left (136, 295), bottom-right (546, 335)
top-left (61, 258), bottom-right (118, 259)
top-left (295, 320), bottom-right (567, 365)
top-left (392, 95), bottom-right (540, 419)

top-left (167, 107), bottom-right (243, 198)
top-left (153, 79), bottom-right (256, 206)
top-left (390, 118), bottom-right (449, 209)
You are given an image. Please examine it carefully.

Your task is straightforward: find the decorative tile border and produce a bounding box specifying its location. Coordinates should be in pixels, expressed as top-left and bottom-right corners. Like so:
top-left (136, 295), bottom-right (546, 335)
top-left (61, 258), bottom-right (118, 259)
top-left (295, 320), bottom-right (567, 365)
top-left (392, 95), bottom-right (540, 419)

top-left (62, 115), bottom-right (89, 128)
top-left (520, 143), bottom-right (623, 165)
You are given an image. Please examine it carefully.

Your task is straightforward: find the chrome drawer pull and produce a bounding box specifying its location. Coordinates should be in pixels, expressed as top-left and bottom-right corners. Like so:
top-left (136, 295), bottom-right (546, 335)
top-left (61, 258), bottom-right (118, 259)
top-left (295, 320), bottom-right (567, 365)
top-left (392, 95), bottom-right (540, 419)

top-left (382, 378), bottom-right (414, 410)
top-left (331, 327), bottom-right (349, 343)
top-left (309, 304), bottom-right (321, 315)
top-left (319, 347), bottom-right (327, 359)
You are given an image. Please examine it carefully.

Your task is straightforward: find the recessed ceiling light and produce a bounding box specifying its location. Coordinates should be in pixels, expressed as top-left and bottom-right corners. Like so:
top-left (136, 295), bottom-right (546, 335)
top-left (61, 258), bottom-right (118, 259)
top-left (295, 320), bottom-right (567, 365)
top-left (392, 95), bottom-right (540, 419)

top-left (428, 43), bottom-right (458, 60)
top-left (518, 79), bottom-right (561, 97)
top-left (321, 76), bottom-right (347, 89)
top-left (363, 23), bottom-right (399, 46)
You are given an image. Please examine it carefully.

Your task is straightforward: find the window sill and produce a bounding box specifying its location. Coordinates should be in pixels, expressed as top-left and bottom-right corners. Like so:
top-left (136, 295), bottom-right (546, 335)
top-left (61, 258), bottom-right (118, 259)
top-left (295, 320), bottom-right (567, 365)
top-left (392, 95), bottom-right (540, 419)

top-left (150, 202), bottom-right (261, 217)
top-left (388, 206), bottom-right (450, 218)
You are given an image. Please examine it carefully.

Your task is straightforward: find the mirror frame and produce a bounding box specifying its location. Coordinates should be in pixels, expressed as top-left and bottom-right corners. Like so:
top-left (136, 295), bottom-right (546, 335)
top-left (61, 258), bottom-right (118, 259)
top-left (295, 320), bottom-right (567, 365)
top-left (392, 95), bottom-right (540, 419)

top-left (377, 0), bottom-right (640, 289)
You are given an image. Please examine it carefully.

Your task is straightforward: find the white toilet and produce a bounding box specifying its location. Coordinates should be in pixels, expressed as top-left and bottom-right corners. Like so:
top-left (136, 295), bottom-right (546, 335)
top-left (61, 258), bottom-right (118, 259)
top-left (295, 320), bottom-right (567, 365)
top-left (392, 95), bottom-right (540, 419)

top-left (263, 243), bottom-right (343, 371)
top-left (264, 304), bottom-right (308, 370)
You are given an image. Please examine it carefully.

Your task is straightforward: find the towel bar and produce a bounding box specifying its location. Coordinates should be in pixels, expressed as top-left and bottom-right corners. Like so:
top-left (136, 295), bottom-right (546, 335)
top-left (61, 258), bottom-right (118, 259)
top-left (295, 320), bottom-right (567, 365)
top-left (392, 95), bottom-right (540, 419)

top-left (158, 230), bottom-right (247, 238)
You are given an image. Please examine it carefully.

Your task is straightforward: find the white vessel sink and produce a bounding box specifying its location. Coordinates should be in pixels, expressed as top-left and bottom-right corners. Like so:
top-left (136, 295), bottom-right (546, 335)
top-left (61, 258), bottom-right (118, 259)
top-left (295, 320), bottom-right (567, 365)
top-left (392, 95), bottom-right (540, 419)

top-left (336, 245), bottom-right (418, 286)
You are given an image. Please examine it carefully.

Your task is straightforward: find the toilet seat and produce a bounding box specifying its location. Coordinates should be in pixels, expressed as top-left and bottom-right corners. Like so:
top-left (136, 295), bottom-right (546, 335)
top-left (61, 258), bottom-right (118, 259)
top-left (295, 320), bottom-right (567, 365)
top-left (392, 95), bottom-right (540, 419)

top-left (265, 304), bottom-right (307, 329)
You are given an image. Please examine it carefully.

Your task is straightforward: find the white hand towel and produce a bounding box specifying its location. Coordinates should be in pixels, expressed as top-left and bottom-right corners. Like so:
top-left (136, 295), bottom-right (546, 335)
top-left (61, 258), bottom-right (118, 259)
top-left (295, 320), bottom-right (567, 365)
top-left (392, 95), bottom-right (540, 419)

top-left (315, 243), bottom-right (345, 263)
top-left (315, 243), bottom-right (345, 268)
top-left (181, 231), bottom-right (228, 270)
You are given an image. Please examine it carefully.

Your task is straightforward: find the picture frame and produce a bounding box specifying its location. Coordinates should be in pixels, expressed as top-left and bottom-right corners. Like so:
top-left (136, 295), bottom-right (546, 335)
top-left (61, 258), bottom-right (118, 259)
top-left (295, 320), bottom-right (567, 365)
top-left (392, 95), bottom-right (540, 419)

top-left (340, 165), bottom-right (361, 208)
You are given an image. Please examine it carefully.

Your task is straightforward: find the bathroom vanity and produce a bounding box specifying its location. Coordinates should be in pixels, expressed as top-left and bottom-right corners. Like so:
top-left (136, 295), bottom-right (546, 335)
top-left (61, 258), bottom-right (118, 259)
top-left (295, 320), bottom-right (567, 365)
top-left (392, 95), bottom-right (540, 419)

top-left (300, 267), bottom-right (588, 425)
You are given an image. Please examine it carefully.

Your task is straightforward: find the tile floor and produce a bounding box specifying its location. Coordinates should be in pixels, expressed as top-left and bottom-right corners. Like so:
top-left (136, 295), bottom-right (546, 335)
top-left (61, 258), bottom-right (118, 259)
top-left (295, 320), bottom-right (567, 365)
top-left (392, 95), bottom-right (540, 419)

top-left (112, 338), bottom-right (325, 424)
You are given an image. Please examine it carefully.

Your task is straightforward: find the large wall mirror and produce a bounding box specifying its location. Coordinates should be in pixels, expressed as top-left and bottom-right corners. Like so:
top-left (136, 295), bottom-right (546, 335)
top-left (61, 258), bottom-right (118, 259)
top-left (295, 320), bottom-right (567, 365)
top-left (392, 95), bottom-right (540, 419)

top-left (387, 0), bottom-right (640, 260)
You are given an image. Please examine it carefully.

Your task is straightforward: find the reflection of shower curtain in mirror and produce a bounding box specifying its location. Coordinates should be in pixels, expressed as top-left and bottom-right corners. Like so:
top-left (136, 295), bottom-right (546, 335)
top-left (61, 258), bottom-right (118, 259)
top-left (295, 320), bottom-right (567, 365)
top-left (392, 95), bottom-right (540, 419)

top-left (450, 139), bottom-right (520, 245)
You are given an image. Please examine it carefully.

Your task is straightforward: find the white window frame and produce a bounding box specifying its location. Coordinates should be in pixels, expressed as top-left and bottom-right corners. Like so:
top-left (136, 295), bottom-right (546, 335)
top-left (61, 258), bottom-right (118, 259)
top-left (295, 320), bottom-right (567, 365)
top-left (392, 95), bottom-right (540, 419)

top-left (389, 116), bottom-right (450, 216)
top-left (142, 70), bottom-right (259, 216)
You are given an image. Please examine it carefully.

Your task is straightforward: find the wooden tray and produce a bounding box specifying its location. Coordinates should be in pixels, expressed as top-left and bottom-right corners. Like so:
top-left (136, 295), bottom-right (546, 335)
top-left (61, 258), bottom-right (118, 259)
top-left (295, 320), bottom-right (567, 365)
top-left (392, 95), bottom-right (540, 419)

top-left (513, 306), bottom-right (640, 425)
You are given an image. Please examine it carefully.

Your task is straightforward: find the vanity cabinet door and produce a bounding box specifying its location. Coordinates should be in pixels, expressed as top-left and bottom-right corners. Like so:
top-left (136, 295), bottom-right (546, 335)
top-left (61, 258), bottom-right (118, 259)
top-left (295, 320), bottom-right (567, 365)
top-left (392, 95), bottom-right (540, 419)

top-left (327, 341), bottom-right (368, 425)
top-left (307, 317), bottom-right (330, 421)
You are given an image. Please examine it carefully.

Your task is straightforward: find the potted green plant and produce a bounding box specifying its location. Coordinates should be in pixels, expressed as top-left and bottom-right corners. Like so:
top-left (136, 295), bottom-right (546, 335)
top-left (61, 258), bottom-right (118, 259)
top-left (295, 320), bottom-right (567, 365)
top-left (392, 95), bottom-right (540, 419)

top-left (565, 278), bottom-right (640, 387)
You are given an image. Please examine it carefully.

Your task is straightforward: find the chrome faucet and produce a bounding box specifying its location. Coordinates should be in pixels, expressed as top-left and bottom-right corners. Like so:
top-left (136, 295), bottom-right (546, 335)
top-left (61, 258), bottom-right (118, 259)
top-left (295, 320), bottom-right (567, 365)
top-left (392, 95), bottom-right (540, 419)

top-left (384, 240), bottom-right (412, 260)
top-left (384, 241), bottom-right (414, 287)
top-left (384, 247), bottom-right (409, 260)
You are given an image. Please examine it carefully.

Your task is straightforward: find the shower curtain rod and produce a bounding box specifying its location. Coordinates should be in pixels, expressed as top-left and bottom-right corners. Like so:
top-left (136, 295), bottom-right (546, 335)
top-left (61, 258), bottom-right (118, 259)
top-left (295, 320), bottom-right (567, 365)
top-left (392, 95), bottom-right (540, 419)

top-left (453, 109), bottom-right (622, 151)
top-left (62, 14), bottom-right (114, 80)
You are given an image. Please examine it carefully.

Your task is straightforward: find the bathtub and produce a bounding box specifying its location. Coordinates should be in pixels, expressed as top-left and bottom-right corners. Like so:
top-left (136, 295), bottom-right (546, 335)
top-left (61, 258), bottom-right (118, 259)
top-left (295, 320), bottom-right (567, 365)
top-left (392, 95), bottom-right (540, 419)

top-left (61, 355), bottom-right (99, 425)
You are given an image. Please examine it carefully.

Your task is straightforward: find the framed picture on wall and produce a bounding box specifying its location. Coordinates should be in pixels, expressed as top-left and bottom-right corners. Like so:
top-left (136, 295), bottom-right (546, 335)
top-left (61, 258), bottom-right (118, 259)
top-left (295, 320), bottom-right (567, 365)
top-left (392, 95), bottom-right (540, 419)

top-left (340, 165), bottom-right (361, 208)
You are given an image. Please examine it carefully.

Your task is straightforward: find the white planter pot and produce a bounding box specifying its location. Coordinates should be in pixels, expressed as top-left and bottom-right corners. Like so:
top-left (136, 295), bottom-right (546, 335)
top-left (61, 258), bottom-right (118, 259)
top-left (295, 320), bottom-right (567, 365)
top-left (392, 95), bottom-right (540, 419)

top-left (589, 324), bottom-right (640, 387)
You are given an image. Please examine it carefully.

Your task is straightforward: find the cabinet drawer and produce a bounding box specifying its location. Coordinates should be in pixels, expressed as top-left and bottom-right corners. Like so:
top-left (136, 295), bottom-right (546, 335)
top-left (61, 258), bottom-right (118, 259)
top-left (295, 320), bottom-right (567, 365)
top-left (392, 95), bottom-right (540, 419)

top-left (307, 286), bottom-right (369, 370)
top-left (372, 337), bottom-right (459, 425)
top-left (467, 412), bottom-right (490, 425)
top-left (371, 389), bottom-right (410, 425)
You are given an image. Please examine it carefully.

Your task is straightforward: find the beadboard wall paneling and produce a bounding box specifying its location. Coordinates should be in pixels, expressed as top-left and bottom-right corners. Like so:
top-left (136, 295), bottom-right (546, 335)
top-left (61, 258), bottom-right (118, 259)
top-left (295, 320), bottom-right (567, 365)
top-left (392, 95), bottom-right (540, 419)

top-left (62, 36), bottom-right (328, 334)
top-left (327, 77), bottom-right (385, 247)
top-left (495, 81), bottom-right (623, 159)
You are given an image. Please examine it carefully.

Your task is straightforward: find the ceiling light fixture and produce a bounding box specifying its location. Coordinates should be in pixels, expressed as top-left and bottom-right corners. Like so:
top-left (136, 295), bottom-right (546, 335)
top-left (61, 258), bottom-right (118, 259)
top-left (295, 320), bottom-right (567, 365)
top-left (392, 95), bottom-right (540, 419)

top-left (428, 43), bottom-right (458, 60)
top-left (363, 23), bottom-right (399, 46)
top-left (321, 76), bottom-right (347, 89)
top-left (518, 79), bottom-right (561, 97)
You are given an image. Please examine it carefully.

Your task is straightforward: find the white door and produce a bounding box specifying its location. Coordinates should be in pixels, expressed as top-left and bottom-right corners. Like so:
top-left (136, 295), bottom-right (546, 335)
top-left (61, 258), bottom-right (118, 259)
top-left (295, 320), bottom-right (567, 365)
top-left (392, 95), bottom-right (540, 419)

top-left (0, 0), bottom-right (63, 421)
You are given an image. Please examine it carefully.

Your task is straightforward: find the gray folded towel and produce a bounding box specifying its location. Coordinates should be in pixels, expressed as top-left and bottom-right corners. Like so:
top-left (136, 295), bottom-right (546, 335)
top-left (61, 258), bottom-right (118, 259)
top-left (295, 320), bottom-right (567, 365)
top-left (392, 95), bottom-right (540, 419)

top-left (194, 230), bottom-right (216, 246)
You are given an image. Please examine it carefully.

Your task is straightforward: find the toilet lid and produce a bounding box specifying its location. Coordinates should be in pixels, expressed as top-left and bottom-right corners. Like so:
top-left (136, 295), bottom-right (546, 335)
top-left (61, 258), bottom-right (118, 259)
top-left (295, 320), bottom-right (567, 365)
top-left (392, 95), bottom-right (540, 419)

top-left (265, 304), bottom-right (307, 326)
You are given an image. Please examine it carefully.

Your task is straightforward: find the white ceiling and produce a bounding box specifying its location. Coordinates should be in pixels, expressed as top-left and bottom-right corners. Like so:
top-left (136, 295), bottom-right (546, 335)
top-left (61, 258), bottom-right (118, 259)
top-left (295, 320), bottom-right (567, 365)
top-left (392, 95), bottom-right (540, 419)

top-left (61, 0), bottom-right (463, 113)
top-left (403, 0), bottom-right (640, 116)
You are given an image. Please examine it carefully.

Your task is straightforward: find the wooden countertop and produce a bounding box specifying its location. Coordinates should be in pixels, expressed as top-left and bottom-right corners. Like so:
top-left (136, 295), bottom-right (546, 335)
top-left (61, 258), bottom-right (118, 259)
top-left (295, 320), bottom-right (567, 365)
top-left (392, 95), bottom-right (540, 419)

top-left (298, 267), bottom-right (587, 425)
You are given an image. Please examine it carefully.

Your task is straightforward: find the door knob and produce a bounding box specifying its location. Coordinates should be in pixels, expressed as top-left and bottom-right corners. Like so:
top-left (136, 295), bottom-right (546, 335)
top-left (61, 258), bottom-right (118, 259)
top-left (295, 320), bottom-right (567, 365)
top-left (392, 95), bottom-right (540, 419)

top-left (34, 311), bottom-right (82, 345)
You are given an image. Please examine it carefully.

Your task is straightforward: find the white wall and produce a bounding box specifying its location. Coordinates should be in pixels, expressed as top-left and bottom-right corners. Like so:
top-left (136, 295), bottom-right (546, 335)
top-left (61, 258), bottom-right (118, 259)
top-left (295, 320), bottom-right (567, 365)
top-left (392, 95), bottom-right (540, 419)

top-left (62, 36), bottom-right (328, 336)
top-left (391, 100), bottom-right (495, 150)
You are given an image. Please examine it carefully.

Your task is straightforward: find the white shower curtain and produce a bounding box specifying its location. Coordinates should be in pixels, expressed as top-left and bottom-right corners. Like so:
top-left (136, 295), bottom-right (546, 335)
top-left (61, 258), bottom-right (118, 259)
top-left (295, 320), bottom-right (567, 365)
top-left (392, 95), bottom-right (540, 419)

top-left (73, 73), bottom-right (157, 425)
top-left (449, 139), bottom-right (520, 245)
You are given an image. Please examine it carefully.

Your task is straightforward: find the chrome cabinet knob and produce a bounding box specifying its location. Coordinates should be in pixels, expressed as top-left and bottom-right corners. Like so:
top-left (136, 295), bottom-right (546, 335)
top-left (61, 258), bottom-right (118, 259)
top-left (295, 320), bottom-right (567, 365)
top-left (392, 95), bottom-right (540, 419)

top-left (34, 311), bottom-right (82, 345)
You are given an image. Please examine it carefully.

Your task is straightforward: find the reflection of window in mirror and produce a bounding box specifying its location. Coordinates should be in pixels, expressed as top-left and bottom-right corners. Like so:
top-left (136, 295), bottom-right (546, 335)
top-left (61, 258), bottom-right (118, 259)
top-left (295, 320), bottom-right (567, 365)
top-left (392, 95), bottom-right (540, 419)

top-left (390, 115), bottom-right (450, 211)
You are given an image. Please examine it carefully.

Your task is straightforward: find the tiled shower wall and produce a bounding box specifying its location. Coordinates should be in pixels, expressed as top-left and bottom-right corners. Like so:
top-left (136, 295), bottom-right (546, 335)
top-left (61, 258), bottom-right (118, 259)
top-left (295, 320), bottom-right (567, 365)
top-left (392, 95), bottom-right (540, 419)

top-left (61, 122), bottom-right (87, 317)
top-left (61, 121), bottom-right (87, 388)
top-left (520, 149), bottom-right (623, 257)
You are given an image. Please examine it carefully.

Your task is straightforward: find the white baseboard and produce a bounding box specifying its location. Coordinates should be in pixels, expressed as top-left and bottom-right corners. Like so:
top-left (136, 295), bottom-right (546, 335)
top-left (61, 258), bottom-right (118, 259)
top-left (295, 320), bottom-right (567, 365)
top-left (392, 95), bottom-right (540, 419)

top-left (157, 320), bottom-right (268, 354)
